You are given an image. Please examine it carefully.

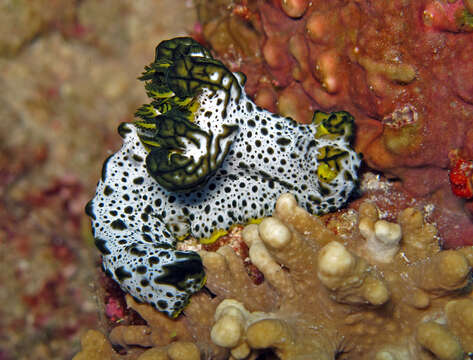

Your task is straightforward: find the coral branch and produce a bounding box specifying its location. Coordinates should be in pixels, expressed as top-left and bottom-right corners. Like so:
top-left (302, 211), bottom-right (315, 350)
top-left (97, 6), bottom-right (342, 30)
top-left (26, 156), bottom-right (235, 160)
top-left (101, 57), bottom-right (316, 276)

top-left (274, 193), bottom-right (339, 247)
top-left (358, 201), bottom-right (402, 263)
top-left (446, 299), bottom-right (473, 352)
top-left (242, 223), bottom-right (295, 299)
top-left (317, 241), bottom-right (390, 306)
top-left (416, 322), bottom-right (464, 360)
top-left (410, 250), bottom-right (471, 295)
top-left (73, 330), bottom-right (113, 360)
top-left (200, 246), bottom-right (278, 312)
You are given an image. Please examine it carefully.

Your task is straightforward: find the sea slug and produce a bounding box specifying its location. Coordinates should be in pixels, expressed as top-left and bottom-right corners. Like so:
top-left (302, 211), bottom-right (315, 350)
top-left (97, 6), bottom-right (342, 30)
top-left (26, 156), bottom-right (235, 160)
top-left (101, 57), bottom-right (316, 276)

top-left (86, 37), bottom-right (361, 317)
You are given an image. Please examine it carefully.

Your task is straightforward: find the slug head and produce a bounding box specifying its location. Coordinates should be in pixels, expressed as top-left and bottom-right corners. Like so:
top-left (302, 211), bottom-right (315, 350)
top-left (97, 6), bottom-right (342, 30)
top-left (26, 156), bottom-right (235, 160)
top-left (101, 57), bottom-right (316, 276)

top-left (134, 37), bottom-right (242, 192)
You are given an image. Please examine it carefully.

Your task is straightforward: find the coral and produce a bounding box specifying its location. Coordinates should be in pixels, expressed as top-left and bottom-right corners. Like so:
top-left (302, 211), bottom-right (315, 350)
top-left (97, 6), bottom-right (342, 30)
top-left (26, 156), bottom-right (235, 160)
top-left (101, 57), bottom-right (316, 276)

top-left (445, 299), bottom-right (473, 353)
top-left (197, 0), bottom-right (473, 247)
top-left (206, 194), bottom-right (473, 359)
top-left (73, 326), bottom-right (201, 360)
top-left (73, 330), bottom-right (114, 360)
top-left (76, 193), bottom-right (473, 359)
top-left (415, 322), bottom-right (463, 360)
top-left (86, 37), bottom-right (361, 317)
top-left (358, 201), bottom-right (402, 263)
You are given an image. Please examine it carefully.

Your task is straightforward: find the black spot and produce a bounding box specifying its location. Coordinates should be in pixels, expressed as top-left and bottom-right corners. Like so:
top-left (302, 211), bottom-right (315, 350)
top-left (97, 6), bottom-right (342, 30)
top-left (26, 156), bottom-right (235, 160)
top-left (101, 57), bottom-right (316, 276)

top-left (115, 266), bottom-right (132, 281)
top-left (137, 265), bottom-right (147, 274)
top-left (246, 102), bottom-right (253, 113)
top-left (130, 246), bottom-right (147, 256)
top-left (159, 251), bottom-right (171, 258)
top-left (344, 170), bottom-right (354, 181)
top-left (85, 200), bottom-right (95, 219)
top-left (309, 195), bottom-right (322, 204)
top-left (124, 206), bottom-right (133, 214)
top-left (94, 238), bottom-right (111, 255)
top-left (118, 123), bottom-right (132, 137)
top-left (149, 256), bottom-right (160, 265)
top-left (155, 242), bottom-right (173, 249)
top-left (238, 162), bottom-right (249, 170)
top-left (132, 154), bottom-right (144, 162)
top-left (158, 300), bottom-right (168, 309)
top-left (111, 219), bottom-right (127, 230)
top-left (104, 185), bottom-right (114, 196)
top-left (142, 234), bottom-right (153, 242)
top-left (319, 184), bottom-right (331, 196)
top-left (133, 177), bottom-right (144, 184)
top-left (276, 137), bottom-right (291, 146)
top-left (141, 279), bottom-right (149, 287)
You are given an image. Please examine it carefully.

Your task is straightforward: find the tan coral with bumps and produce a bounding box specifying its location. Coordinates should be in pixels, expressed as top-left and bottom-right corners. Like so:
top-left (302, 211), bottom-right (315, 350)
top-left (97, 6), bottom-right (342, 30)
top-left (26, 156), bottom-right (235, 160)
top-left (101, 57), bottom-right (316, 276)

top-left (358, 201), bottom-right (402, 263)
top-left (75, 193), bottom-right (473, 359)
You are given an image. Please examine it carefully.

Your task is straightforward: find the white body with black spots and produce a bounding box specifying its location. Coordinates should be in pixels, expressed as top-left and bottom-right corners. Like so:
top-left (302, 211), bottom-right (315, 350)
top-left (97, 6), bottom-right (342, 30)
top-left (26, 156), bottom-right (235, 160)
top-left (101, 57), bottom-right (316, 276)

top-left (86, 37), bottom-right (361, 317)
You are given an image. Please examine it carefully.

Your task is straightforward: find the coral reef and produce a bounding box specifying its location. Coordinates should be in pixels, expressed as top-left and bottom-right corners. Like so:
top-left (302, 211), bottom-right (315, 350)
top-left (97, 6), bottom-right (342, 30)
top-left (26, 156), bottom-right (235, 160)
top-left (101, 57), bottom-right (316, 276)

top-left (0, 1), bottom-right (199, 358)
top-left (196, 0), bottom-right (473, 247)
top-left (75, 193), bottom-right (473, 359)
top-left (86, 37), bottom-right (360, 317)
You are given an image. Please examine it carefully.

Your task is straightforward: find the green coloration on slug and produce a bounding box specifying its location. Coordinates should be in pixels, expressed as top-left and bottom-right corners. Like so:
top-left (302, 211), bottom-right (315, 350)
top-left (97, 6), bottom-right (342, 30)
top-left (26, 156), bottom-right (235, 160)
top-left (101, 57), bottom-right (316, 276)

top-left (86, 37), bottom-right (362, 318)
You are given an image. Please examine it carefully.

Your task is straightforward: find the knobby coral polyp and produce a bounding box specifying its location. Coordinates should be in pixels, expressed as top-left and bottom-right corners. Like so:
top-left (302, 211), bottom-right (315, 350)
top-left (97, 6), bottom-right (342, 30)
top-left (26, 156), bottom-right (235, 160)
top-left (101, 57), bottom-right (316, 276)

top-left (86, 37), bottom-right (361, 318)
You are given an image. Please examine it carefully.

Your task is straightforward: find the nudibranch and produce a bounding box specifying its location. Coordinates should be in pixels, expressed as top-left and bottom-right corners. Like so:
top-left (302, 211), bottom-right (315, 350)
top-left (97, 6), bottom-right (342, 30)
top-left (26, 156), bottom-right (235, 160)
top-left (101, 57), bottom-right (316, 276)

top-left (86, 37), bottom-right (361, 317)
